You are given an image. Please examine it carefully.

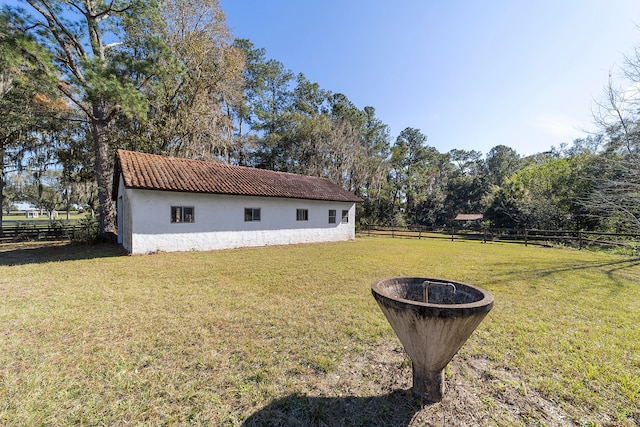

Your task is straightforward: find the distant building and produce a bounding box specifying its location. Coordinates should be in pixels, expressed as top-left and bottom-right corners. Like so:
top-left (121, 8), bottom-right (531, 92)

top-left (113, 150), bottom-right (363, 254)
top-left (454, 214), bottom-right (484, 221)
top-left (15, 202), bottom-right (37, 212)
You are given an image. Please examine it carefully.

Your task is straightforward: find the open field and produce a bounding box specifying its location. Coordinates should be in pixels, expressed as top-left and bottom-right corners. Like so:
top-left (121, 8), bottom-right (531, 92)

top-left (0, 238), bottom-right (638, 426)
top-left (2, 212), bottom-right (86, 222)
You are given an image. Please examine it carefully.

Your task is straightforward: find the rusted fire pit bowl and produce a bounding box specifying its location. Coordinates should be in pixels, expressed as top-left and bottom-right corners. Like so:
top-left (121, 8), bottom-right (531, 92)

top-left (371, 277), bottom-right (494, 402)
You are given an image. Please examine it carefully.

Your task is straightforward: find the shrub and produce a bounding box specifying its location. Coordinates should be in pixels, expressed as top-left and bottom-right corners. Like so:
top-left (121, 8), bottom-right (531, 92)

top-left (72, 215), bottom-right (99, 243)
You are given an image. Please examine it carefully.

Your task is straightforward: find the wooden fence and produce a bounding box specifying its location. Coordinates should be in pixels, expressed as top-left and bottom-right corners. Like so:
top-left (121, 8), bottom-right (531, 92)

top-left (4, 220), bottom-right (639, 253)
top-left (0, 220), bottom-right (82, 243)
top-left (358, 226), bottom-right (640, 253)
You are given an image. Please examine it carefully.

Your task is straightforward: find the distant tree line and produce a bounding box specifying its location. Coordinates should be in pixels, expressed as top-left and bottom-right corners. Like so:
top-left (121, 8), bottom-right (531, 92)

top-left (1, 1), bottom-right (639, 237)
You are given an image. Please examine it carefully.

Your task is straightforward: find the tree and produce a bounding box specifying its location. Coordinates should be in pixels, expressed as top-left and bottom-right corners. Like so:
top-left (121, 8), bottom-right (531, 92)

top-left (56, 123), bottom-right (98, 218)
top-left (0, 8), bottom-right (67, 230)
top-left (19, 0), bottom-right (168, 236)
top-left (232, 42), bottom-right (392, 219)
top-left (251, 59), bottom-right (295, 170)
top-left (443, 149), bottom-right (487, 221)
top-left (587, 48), bottom-right (640, 232)
top-left (22, 170), bottom-right (64, 216)
top-left (385, 127), bottom-right (447, 226)
top-left (579, 147), bottom-right (640, 231)
top-left (496, 153), bottom-right (595, 230)
top-left (485, 145), bottom-right (522, 186)
top-left (115, 0), bottom-right (245, 162)
top-left (484, 176), bottom-right (527, 228)
top-left (349, 105), bottom-right (390, 194)
top-left (351, 105), bottom-right (391, 225)
top-left (230, 43), bottom-right (297, 171)
top-left (2, 173), bottom-right (20, 214)
top-left (230, 39), bottom-right (268, 165)
top-left (278, 73), bottom-right (331, 175)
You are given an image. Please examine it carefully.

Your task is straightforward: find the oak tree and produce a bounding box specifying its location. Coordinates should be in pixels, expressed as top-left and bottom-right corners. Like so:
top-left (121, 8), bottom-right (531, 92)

top-left (0, 9), bottom-right (67, 229)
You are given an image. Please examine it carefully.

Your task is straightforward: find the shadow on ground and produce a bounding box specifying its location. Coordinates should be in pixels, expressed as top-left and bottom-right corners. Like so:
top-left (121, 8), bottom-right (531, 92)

top-left (242, 390), bottom-right (426, 427)
top-left (0, 241), bottom-right (126, 266)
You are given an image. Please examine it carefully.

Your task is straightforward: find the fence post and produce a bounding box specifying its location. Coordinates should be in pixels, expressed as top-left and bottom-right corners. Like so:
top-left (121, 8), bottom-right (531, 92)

top-left (579, 231), bottom-right (583, 250)
top-left (524, 229), bottom-right (528, 246)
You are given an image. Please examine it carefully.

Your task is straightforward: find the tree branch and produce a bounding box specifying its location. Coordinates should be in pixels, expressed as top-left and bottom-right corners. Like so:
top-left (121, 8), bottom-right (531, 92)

top-left (26, 1), bottom-right (87, 84)
top-left (56, 81), bottom-right (91, 117)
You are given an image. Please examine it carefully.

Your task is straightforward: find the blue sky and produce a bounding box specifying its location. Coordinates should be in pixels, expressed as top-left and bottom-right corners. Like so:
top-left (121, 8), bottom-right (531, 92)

top-left (220, 1), bottom-right (640, 157)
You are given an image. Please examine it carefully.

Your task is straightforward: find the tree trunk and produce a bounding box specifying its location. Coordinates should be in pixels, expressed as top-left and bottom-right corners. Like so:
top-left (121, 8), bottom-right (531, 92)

top-left (0, 143), bottom-right (4, 238)
top-left (92, 103), bottom-right (115, 237)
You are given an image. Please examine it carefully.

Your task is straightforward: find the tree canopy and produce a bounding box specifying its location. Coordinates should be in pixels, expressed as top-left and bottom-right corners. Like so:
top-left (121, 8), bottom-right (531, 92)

top-left (3, 1), bottom-right (640, 236)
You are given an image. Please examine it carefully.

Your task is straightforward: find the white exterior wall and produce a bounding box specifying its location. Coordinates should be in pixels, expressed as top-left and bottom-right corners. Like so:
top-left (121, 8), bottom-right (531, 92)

top-left (117, 183), bottom-right (356, 254)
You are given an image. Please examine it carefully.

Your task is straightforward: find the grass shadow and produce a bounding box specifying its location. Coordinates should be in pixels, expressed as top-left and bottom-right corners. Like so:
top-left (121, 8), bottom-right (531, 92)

top-left (534, 257), bottom-right (640, 275)
top-left (0, 241), bottom-right (127, 266)
top-left (242, 390), bottom-right (426, 427)
top-left (488, 256), bottom-right (640, 292)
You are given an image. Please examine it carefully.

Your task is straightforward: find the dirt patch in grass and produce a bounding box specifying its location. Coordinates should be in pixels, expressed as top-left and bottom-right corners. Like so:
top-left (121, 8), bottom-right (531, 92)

top-left (243, 339), bottom-right (597, 427)
top-left (251, 343), bottom-right (640, 427)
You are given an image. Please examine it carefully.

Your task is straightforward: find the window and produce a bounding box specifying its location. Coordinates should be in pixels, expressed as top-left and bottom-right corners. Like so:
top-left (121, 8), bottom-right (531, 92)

top-left (171, 206), bottom-right (194, 223)
top-left (328, 210), bottom-right (336, 224)
top-left (342, 209), bottom-right (349, 223)
top-left (244, 208), bottom-right (261, 222)
top-left (296, 208), bottom-right (308, 221)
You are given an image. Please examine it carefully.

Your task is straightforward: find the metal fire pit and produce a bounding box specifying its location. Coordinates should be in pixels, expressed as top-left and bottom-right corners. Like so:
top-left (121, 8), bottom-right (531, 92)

top-left (371, 277), bottom-right (494, 402)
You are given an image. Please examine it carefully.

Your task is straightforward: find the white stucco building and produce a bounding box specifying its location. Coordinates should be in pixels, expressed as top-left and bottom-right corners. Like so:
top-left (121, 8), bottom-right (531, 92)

top-left (113, 150), bottom-right (362, 254)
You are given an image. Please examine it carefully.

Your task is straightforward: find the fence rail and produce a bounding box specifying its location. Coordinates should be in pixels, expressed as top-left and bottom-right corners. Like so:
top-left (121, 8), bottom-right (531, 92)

top-left (358, 226), bottom-right (640, 253)
top-left (0, 220), bottom-right (80, 242)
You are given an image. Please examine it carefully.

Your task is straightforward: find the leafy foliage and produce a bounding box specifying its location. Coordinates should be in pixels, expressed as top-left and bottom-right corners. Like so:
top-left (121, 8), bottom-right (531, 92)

top-left (73, 214), bottom-right (99, 243)
top-left (5, 2), bottom-right (640, 235)
top-left (0, 8), bottom-right (68, 228)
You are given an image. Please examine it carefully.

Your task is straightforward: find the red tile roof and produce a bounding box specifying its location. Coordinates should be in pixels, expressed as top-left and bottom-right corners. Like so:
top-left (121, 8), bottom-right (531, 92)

top-left (454, 214), bottom-right (484, 221)
top-left (114, 150), bottom-right (363, 203)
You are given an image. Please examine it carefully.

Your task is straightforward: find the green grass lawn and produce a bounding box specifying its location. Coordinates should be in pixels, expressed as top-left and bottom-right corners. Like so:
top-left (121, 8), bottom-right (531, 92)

top-left (2, 212), bottom-right (86, 222)
top-left (0, 238), bottom-right (638, 426)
